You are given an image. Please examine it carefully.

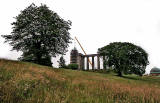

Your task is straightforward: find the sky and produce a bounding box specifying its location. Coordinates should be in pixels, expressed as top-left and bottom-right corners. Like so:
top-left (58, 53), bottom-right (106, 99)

top-left (0, 0), bottom-right (160, 73)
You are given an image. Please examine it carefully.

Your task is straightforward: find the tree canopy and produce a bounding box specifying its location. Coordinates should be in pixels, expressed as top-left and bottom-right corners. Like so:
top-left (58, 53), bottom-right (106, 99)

top-left (2, 3), bottom-right (72, 66)
top-left (98, 42), bottom-right (149, 76)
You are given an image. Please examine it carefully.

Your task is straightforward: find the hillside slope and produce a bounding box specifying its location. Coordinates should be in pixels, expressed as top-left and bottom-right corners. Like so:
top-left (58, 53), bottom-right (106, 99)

top-left (0, 59), bottom-right (160, 103)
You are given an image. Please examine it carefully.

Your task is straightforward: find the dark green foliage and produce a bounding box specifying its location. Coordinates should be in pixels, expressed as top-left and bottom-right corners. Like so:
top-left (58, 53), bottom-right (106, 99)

top-left (2, 3), bottom-right (72, 67)
top-left (98, 42), bottom-right (149, 76)
top-left (58, 56), bottom-right (66, 68)
top-left (67, 64), bottom-right (78, 70)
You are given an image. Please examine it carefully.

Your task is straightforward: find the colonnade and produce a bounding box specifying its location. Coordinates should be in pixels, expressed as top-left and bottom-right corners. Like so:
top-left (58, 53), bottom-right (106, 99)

top-left (78, 54), bottom-right (101, 70)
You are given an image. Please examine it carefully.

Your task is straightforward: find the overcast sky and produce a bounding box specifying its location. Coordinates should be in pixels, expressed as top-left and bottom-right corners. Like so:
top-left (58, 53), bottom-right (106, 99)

top-left (0, 0), bottom-right (160, 73)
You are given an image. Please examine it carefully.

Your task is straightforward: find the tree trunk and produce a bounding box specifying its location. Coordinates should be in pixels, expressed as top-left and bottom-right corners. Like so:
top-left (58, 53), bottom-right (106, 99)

top-left (117, 66), bottom-right (122, 77)
top-left (117, 64), bottom-right (122, 77)
top-left (118, 71), bottom-right (122, 77)
top-left (37, 53), bottom-right (42, 64)
top-left (36, 42), bottom-right (42, 65)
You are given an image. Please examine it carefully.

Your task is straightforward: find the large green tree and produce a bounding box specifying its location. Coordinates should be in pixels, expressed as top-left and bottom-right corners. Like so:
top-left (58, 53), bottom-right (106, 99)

top-left (98, 42), bottom-right (149, 76)
top-left (2, 3), bottom-right (72, 66)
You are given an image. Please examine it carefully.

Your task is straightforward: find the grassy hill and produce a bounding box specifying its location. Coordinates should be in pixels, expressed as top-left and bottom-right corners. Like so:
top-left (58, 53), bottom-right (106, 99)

top-left (0, 59), bottom-right (160, 103)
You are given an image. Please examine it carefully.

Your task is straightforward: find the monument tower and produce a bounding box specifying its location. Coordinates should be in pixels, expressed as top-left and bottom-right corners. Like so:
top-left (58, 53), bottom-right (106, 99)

top-left (70, 47), bottom-right (79, 64)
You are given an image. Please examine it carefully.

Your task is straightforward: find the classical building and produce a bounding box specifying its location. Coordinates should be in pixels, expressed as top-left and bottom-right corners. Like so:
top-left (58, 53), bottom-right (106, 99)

top-left (70, 48), bottom-right (101, 70)
top-left (150, 67), bottom-right (160, 76)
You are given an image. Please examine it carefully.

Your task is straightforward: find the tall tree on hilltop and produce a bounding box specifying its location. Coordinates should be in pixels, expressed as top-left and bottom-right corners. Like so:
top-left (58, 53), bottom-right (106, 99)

top-left (2, 3), bottom-right (72, 66)
top-left (98, 42), bottom-right (149, 77)
top-left (58, 56), bottom-right (66, 68)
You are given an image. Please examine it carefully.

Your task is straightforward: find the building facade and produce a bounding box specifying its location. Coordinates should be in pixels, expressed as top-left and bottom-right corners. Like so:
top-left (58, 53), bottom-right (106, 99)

top-left (70, 48), bottom-right (101, 70)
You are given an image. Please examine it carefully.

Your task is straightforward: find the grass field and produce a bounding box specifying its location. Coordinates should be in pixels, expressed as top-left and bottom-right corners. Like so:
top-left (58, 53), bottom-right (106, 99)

top-left (0, 59), bottom-right (160, 103)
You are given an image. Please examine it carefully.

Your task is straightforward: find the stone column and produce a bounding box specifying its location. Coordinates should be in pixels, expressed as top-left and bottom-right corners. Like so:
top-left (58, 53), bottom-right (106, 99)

top-left (87, 57), bottom-right (89, 70)
top-left (97, 55), bottom-right (100, 69)
top-left (81, 56), bottom-right (85, 70)
top-left (92, 56), bottom-right (94, 70)
top-left (78, 55), bottom-right (81, 69)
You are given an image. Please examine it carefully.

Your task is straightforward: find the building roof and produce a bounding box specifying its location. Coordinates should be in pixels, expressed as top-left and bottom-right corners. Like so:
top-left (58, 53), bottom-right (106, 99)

top-left (150, 67), bottom-right (160, 74)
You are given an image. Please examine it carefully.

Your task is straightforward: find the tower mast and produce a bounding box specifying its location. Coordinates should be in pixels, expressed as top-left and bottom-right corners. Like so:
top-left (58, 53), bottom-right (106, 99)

top-left (75, 36), bottom-right (92, 66)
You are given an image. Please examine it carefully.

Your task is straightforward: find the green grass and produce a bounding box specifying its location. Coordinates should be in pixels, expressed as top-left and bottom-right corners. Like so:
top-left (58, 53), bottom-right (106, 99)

top-left (0, 59), bottom-right (160, 103)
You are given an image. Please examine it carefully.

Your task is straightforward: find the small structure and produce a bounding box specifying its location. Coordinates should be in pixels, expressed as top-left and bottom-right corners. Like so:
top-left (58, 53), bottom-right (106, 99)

top-left (150, 67), bottom-right (160, 76)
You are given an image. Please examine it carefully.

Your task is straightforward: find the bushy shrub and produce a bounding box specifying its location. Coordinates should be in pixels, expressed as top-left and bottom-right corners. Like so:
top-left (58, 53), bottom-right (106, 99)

top-left (67, 64), bottom-right (78, 70)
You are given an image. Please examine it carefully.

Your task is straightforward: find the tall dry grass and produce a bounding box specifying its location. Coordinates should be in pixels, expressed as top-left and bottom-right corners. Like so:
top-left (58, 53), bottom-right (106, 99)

top-left (0, 59), bottom-right (160, 103)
